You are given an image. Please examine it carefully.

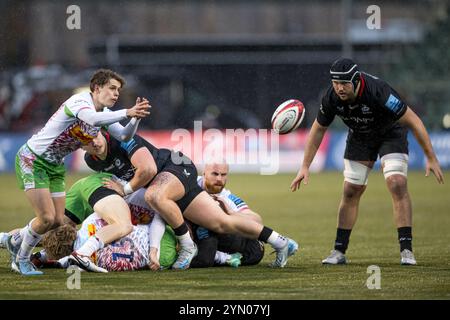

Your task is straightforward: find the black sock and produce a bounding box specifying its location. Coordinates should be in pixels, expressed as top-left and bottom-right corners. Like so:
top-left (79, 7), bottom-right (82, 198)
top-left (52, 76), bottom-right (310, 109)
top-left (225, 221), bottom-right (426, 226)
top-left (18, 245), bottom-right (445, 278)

top-left (398, 227), bottom-right (412, 252)
top-left (334, 228), bottom-right (352, 254)
top-left (258, 226), bottom-right (273, 242)
top-left (173, 222), bottom-right (189, 236)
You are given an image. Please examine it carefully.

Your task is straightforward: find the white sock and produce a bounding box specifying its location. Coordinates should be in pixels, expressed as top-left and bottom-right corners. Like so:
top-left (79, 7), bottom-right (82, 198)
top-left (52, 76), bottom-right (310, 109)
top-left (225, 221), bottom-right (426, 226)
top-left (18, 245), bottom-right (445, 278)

top-left (38, 249), bottom-right (48, 262)
top-left (76, 236), bottom-right (104, 257)
top-left (11, 221), bottom-right (32, 247)
top-left (17, 223), bottom-right (43, 262)
top-left (214, 251), bottom-right (230, 265)
top-left (176, 232), bottom-right (195, 249)
top-left (267, 231), bottom-right (287, 250)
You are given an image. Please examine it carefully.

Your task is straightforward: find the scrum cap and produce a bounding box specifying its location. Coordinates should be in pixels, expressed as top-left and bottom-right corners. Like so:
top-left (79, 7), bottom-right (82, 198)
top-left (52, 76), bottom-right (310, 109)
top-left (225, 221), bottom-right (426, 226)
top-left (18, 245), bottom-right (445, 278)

top-left (330, 58), bottom-right (360, 90)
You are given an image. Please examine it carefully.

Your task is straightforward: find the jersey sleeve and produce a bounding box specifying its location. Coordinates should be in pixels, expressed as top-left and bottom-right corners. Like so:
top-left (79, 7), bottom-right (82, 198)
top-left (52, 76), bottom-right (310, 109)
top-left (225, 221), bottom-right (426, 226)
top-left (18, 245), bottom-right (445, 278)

top-left (107, 118), bottom-right (141, 142)
top-left (77, 108), bottom-right (128, 127)
top-left (316, 93), bottom-right (336, 127)
top-left (226, 192), bottom-right (249, 212)
top-left (119, 135), bottom-right (146, 159)
top-left (376, 81), bottom-right (407, 120)
top-left (63, 98), bottom-right (94, 119)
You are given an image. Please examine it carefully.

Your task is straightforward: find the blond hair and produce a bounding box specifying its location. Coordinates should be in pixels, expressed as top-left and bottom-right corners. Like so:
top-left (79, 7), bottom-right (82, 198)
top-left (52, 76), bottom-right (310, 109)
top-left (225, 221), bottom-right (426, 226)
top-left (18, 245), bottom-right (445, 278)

top-left (41, 224), bottom-right (78, 260)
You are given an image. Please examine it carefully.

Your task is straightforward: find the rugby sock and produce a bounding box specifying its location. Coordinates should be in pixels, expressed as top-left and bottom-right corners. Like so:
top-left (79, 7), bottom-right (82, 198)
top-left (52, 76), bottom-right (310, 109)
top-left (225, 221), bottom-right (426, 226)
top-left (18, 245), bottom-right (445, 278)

top-left (174, 222), bottom-right (195, 248)
top-left (397, 227), bottom-right (412, 252)
top-left (17, 223), bottom-right (43, 262)
top-left (260, 227), bottom-right (288, 250)
top-left (11, 218), bottom-right (35, 247)
top-left (76, 236), bottom-right (104, 257)
top-left (214, 251), bottom-right (229, 265)
top-left (334, 228), bottom-right (352, 254)
top-left (173, 222), bottom-right (189, 236)
top-left (258, 226), bottom-right (273, 242)
top-left (37, 249), bottom-right (48, 263)
top-left (176, 232), bottom-right (196, 249)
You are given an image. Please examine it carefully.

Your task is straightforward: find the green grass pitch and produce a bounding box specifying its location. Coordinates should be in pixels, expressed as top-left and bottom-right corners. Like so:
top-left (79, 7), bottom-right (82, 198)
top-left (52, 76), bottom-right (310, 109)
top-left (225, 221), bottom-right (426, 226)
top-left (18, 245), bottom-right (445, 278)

top-left (0, 171), bottom-right (449, 299)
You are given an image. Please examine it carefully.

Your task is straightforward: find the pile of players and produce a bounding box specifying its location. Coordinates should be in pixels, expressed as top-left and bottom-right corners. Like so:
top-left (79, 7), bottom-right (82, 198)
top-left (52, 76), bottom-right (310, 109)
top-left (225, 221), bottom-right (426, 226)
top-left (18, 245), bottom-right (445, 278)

top-left (0, 69), bottom-right (297, 275)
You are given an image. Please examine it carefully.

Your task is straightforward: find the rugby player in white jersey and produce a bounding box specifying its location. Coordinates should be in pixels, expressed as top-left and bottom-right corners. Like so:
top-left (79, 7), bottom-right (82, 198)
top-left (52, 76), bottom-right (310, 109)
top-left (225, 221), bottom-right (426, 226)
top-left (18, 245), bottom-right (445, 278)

top-left (5, 69), bottom-right (150, 275)
top-left (37, 188), bottom-right (178, 272)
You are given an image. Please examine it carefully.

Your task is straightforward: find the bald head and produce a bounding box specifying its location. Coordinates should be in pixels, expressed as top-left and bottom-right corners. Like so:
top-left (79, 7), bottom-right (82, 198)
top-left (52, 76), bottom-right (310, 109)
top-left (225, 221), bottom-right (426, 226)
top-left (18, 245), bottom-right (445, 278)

top-left (203, 161), bottom-right (229, 194)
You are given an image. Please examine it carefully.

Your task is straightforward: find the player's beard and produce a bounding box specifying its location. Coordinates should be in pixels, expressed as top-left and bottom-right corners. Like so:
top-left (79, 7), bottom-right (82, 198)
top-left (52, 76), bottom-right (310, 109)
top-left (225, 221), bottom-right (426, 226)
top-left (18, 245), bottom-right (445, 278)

top-left (205, 182), bottom-right (224, 194)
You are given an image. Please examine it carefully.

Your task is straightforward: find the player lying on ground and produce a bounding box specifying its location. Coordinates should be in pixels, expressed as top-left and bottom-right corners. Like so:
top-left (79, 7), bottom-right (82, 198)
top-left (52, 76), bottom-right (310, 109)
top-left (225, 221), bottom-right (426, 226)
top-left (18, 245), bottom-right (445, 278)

top-left (88, 131), bottom-right (299, 269)
top-left (6, 69), bottom-right (150, 275)
top-left (64, 173), bottom-right (171, 271)
top-left (37, 189), bottom-right (177, 272)
top-left (190, 160), bottom-right (265, 268)
top-left (1, 179), bottom-right (175, 271)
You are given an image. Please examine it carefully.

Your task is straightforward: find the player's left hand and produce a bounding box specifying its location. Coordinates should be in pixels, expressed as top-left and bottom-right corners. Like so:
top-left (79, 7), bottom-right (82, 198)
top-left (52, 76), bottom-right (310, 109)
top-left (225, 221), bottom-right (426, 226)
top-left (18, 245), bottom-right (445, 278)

top-left (212, 195), bottom-right (233, 214)
top-left (426, 157), bottom-right (444, 184)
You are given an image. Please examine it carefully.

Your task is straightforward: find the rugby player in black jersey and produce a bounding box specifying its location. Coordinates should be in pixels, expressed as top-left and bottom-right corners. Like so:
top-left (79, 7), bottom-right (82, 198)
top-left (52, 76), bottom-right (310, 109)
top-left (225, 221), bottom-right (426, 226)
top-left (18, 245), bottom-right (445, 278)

top-left (81, 131), bottom-right (298, 269)
top-left (76, 130), bottom-right (198, 270)
top-left (291, 58), bottom-right (444, 266)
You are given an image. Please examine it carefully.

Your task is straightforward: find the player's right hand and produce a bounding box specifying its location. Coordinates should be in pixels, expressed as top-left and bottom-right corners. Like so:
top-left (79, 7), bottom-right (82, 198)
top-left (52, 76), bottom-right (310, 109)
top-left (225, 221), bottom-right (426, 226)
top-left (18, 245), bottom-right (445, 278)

top-left (426, 157), bottom-right (445, 184)
top-left (127, 97), bottom-right (151, 119)
top-left (290, 167), bottom-right (309, 192)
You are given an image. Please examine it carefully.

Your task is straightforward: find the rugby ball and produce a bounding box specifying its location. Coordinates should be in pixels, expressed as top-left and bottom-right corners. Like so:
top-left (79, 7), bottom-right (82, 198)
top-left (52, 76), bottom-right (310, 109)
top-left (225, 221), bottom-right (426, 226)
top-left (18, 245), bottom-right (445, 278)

top-left (271, 99), bottom-right (305, 134)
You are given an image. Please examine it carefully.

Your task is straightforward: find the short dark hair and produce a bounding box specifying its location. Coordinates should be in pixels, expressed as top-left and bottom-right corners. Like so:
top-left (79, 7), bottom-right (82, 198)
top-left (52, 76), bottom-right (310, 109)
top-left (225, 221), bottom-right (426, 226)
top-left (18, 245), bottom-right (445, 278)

top-left (90, 69), bottom-right (125, 92)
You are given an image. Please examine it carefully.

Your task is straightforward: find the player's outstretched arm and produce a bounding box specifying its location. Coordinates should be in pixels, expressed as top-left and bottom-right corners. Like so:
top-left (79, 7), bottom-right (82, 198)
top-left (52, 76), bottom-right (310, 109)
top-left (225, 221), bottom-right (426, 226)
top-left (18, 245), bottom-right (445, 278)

top-left (399, 107), bottom-right (444, 184)
top-left (108, 117), bottom-right (141, 142)
top-left (77, 98), bottom-right (150, 127)
top-left (107, 98), bottom-right (149, 141)
top-left (291, 119), bottom-right (328, 191)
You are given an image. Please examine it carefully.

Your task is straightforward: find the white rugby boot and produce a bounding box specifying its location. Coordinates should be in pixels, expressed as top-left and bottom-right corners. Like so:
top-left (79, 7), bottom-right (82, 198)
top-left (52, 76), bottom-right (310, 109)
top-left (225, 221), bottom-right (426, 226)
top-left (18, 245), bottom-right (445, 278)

top-left (269, 238), bottom-right (298, 268)
top-left (172, 244), bottom-right (198, 270)
top-left (400, 249), bottom-right (417, 265)
top-left (68, 251), bottom-right (108, 273)
top-left (322, 249), bottom-right (347, 265)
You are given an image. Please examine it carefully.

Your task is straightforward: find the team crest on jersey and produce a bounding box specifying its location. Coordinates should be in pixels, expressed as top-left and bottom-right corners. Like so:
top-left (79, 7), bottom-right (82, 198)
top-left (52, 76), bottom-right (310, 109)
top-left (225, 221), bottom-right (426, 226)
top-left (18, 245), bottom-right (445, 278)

top-left (69, 123), bottom-right (98, 145)
top-left (43, 121), bottom-right (99, 163)
top-left (361, 105), bottom-right (372, 114)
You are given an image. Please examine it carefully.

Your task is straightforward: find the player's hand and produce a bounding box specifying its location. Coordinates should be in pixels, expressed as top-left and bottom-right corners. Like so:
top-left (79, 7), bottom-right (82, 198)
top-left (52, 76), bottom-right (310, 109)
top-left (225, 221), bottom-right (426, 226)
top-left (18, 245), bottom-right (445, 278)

top-left (426, 157), bottom-right (444, 184)
top-left (148, 247), bottom-right (160, 271)
top-left (212, 195), bottom-right (233, 214)
top-left (102, 178), bottom-right (125, 196)
top-left (290, 167), bottom-right (309, 192)
top-left (126, 97), bottom-right (151, 119)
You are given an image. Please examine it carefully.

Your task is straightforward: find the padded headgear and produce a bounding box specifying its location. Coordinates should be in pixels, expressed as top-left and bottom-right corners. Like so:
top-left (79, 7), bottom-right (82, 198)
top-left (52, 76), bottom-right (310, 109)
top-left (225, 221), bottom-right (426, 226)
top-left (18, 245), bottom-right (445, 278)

top-left (330, 58), bottom-right (361, 91)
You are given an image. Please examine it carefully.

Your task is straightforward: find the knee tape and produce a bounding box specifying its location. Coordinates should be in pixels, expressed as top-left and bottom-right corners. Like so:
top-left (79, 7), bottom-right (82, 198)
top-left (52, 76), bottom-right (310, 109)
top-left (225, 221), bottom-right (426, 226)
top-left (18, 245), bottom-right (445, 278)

top-left (381, 153), bottom-right (408, 179)
top-left (343, 159), bottom-right (371, 186)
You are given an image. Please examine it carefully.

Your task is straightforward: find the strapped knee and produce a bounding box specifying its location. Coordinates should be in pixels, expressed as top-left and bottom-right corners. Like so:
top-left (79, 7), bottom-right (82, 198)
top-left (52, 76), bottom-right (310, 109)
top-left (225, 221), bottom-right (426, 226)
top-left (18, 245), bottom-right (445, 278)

top-left (381, 153), bottom-right (408, 179)
top-left (343, 159), bottom-right (371, 186)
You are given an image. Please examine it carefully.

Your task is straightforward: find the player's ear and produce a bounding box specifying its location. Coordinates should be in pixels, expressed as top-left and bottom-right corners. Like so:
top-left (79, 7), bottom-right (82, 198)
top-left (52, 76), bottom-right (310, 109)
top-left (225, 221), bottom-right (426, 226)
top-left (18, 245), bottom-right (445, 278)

top-left (94, 84), bottom-right (101, 93)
